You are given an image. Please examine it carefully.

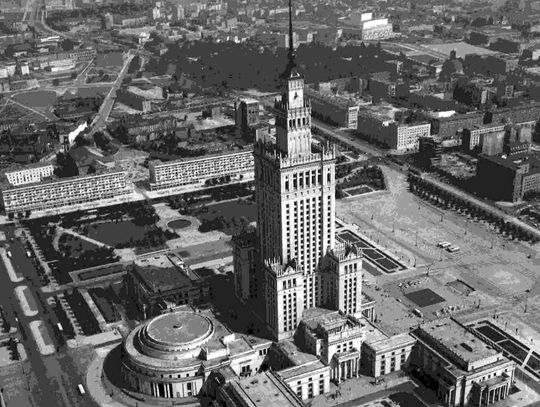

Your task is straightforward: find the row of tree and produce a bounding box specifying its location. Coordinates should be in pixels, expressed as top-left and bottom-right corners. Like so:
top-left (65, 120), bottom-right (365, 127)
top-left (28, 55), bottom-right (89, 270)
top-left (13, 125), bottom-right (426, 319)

top-left (408, 175), bottom-right (540, 244)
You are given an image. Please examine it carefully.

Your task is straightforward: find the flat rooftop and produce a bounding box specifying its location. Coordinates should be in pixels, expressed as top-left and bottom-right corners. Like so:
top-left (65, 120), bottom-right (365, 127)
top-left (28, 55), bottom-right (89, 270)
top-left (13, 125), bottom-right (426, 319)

top-left (276, 339), bottom-right (319, 366)
top-left (480, 153), bottom-right (540, 172)
top-left (366, 332), bottom-right (416, 353)
top-left (228, 371), bottom-right (304, 407)
top-left (278, 360), bottom-right (328, 380)
top-left (422, 42), bottom-right (497, 58)
top-left (132, 265), bottom-right (194, 294)
top-left (417, 319), bottom-right (498, 364)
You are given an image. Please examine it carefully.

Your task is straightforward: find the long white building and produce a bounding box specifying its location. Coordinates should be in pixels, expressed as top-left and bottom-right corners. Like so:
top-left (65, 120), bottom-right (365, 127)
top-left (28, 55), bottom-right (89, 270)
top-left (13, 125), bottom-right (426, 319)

top-left (1, 171), bottom-right (130, 215)
top-left (148, 151), bottom-right (254, 190)
top-left (4, 164), bottom-right (54, 187)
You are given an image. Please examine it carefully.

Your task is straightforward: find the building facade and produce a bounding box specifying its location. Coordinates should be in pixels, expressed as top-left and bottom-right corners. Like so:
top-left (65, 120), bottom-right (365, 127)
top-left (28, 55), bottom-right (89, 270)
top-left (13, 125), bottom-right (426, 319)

top-left (4, 164), bottom-right (54, 186)
top-left (362, 333), bottom-right (416, 377)
top-left (148, 150), bottom-right (254, 190)
top-left (1, 171), bottom-right (130, 215)
top-left (411, 319), bottom-right (515, 407)
top-left (476, 153), bottom-right (540, 202)
top-left (305, 86), bottom-right (359, 129)
top-left (234, 45), bottom-right (364, 342)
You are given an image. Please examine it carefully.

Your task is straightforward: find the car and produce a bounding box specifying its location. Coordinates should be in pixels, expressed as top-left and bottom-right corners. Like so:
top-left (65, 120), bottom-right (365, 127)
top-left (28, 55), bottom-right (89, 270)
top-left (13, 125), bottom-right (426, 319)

top-left (6, 250), bottom-right (11, 258)
top-left (77, 384), bottom-right (85, 395)
top-left (446, 246), bottom-right (460, 253)
top-left (437, 242), bottom-right (452, 248)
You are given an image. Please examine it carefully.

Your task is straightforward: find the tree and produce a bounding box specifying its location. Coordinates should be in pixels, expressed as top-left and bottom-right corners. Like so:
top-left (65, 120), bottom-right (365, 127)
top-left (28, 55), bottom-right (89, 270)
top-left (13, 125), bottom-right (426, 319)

top-left (52, 78), bottom-right (60, 86)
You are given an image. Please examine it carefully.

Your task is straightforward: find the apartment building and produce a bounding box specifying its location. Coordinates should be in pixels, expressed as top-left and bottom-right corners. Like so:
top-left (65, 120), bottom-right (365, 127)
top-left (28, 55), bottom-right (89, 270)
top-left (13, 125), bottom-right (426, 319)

top-left (4, 164), bottom-right (54, 186)
top-left (1, 171), bottom-right (129, 214)
top-left (148, 150), bottom-right (254, 190)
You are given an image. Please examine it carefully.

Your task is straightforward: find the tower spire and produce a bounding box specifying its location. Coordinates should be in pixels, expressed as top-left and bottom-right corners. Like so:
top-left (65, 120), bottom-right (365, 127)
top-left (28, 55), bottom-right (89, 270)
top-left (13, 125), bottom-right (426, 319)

top-left (281, 0), bottom-right (298, 79)
top-left (288, 0), bottom-right (294, 63)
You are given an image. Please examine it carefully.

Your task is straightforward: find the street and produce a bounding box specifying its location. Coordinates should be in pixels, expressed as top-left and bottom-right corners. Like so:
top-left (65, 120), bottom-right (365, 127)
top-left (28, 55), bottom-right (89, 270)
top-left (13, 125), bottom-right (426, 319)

top-left (0, 225), bottom-right (99, 407)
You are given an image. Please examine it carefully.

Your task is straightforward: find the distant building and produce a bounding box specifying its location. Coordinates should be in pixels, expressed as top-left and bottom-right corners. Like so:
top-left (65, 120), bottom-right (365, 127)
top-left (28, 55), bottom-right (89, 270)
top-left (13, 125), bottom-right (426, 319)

top-left (462, 124), bottom-right (506, 153)
top-left (148, 150), bottom-right (254, 190)
top-left (476, 153), bottom-right (540, 202)
top-left (116, 89), bottom-right (152, 113)
top-left (343, 12), bottom-right (394, 40)
top-left (235, 98), bottom-right (260, 136)
top-left (369, 71), bottom-right (409, 101)
top-left (411, 319), bottom-right (515, 407)
top-left (305, 86), bottom-right (359, 129)
top-left (357, 105), bottom-right (431, 152)
top-left (113, 14), bottom-right (148, 27)
top-left (428, 111), bottom-right (485, 140)
top-left (1, 171), bottom-right (130, 215)
top-left (4, 164), bottom-right (54, 186)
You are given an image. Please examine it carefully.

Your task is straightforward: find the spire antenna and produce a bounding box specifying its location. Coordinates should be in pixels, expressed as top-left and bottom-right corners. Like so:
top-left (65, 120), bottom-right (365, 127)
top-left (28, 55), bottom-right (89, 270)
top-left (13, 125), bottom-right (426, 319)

top-left (288, 0), bottom-right (294, 63)
top-left (281, 0), bottom-right (298, 79)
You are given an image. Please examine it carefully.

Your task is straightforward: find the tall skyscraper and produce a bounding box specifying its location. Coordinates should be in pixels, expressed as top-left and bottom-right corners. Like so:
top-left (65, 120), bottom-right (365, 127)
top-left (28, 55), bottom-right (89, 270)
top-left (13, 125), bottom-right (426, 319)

top-left (233, 0), bottom-right (363, 341)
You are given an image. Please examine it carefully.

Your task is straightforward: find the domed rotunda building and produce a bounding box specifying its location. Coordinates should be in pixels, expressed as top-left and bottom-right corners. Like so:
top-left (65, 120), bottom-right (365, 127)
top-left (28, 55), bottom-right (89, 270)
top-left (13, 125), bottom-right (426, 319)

top-left (119, 306), bottom-right (271, 400)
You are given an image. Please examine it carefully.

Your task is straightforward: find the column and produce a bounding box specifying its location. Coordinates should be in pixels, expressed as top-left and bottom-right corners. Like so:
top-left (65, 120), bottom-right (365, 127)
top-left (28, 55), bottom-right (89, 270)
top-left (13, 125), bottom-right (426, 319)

top-left (164, 383), bottom-right (169, 398)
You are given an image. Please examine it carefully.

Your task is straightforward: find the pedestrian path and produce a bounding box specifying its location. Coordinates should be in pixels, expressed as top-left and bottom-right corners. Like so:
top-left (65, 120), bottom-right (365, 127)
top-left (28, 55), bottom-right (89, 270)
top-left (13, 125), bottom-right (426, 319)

top-left (0, 247), bottom-right (24, 283)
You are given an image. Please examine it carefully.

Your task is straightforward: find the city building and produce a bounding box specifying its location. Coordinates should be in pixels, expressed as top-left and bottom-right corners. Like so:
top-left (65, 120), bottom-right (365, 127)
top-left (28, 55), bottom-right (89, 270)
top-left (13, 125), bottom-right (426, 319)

top-left (124, 260), bottom-right (212, 320)
top-left (233, 18), bottom-right (364, 342)
top-left (357, 105), bottom-right (431, 152)
top-left (269, 339), bottom-right (331, 400)
top-left (410, 319), bottom-right (515, 407)
top-left (235, 98), bottom-right (260, 137)
top-left (3, 164), bottom-right (54, 186)
top-left (428, 111), bottom-right (485, 140)
top-left (116, 89), bottom-right (152, 113)
top-left (119, 306), bottom-right (272, 400)
top-left (232, 229), bottom-right (257, 304)
top-left (476, 153), bottom-right (540, 202)
top-left (1, 171), bottom-right (130, 215)
top-left (297, 308), bottom-right (363, 384)
top-left (342, 12), bottom-right (394, 40)
top-left (304, 86), bottom-right (359, 129)
top-left (362, 332), bottom-right (416, 378)
top-left (461, 124), bottom-right (506, 154)
top-left (148, 150), bottom-right (254, 190)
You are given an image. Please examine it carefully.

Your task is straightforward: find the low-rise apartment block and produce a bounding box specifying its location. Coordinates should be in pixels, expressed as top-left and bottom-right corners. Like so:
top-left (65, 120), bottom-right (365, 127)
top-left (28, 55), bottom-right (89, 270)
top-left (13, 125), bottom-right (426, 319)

top-left (4, 164), bottom-right (54, 186)
top-left (148, 150), bottom-right (254, 190)
top-left (1, 171), bottom-right (130, 215)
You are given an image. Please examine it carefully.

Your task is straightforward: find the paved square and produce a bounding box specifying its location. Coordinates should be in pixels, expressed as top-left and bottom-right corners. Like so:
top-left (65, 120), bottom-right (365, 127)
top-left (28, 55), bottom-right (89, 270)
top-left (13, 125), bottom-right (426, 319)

top-left (405, 288), bottom-right (445, 308)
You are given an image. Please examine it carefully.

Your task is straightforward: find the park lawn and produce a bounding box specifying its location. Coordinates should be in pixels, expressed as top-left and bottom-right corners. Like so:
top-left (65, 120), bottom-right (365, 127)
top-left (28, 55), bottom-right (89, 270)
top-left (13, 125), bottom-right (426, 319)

top-left (85, 220), bottom-right (176, 249)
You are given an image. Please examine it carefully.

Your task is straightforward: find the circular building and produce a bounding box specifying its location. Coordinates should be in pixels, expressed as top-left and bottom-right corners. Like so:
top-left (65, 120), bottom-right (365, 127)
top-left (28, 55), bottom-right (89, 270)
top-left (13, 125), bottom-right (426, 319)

top-left (118, 307), bottom-right (270, 400)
